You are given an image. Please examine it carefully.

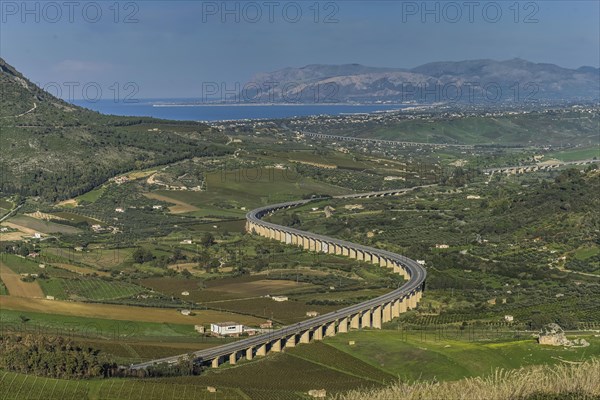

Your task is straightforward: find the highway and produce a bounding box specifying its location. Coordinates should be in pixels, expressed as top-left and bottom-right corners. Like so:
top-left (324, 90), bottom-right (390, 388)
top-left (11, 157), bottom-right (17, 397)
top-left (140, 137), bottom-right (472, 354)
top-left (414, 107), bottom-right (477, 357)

top-left (130, 188), bottom-right (427, 370)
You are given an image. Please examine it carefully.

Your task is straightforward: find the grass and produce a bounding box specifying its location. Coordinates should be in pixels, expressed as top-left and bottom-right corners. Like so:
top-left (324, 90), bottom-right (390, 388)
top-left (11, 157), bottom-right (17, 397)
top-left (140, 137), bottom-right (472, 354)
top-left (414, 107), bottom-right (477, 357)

top-left (3, 215), bottom-right (80, 235)
top-left (39, 277), bottom-right (145, 301)
top-left (0, 371), bottom-right (246, 400)
top-left (573, 246), bottom-right (600, 261)
top-left (546, 145), bottom-right (600, 162)
top-left (0, 308), bottom-right (202, 340)
top-left (145, 167), bottom-right (351, 219)
top-left (0, 254), bottom-right (41, 274)
top-left (0, 295), bottom-right (264, 326)
top-left (335, 358), bottom-right (600, 400)
top-left (50, 211), bottom-right (103, 225)
top-left (0, 262), bottom-right (44, 298)
top-left (42, 247), bottom-right (136, 270)
top-left (203, 296), bottom-right (338, 325)
top-left (324, 330), bottom-right (600, 382)
top-left (0, 198), bottom-right (14, 209)
top-left (75, 186), bottom-right (106, 204)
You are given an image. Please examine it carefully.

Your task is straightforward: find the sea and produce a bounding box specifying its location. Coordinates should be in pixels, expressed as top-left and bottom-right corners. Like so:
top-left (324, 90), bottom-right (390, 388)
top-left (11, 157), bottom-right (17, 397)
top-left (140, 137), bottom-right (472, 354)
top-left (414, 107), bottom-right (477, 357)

top-left (70, 99), bottom-right (408, 122)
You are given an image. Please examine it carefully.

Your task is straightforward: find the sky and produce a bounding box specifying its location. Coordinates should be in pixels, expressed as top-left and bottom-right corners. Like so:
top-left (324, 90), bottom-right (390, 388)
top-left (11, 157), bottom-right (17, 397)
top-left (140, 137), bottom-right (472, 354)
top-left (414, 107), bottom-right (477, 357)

top-left (1, 0), bottom-right (599, 99)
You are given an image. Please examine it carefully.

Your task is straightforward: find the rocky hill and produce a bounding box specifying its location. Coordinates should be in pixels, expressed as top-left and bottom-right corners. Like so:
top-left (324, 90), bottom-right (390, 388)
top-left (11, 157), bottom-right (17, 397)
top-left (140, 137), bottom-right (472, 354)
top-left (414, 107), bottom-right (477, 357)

top-left (244, 59), bottom-right (600, 103)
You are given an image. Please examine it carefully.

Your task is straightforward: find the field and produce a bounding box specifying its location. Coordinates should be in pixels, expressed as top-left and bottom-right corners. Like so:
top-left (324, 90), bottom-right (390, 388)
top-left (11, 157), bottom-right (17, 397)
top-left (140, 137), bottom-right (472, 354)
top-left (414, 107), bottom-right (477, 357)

top-left (546, 145), bottom-right (600, 162)
top-left (143, 192), bottom-right (199, 213)
top-left (1, 356), bottom-right (598, 400)
top-left (39, 277), bottom-right (145, 301)
top-left (324, 330), bottom-right (600, 382)
top-left (144, 167), bottom-right (351, 219)
top-left (0, 262), bottom-right (44, 298)
top-left (0, 308), bottom-right (203, 340)
top-left (75, 186), bottom-right (106, 204)
top-left (49, 211), bottom-right (104, 225)
top-left (42, 247), bottom-right (136, 270)
top-left (0, 296), bottom-right (263, 326)
top-left (1, 215), bottom-right (80, 235)
top-left (51, 263), bottom-right (110, 277)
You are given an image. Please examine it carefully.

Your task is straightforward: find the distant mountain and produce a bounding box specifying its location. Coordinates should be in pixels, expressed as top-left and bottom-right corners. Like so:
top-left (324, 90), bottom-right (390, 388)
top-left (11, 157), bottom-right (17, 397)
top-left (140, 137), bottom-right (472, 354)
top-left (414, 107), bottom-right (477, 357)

top-left (244, 59), bottom-right (600, 104)
top-left (0, 58), bottom-right (224, 201)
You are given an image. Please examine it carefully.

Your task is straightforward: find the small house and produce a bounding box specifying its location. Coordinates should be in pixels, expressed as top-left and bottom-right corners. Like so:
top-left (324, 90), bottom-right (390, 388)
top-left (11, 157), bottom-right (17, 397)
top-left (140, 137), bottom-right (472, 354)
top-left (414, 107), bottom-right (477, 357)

top-left (211, 322), bottom-right (244, 336)
top-left (181, 309), bottom-right (192, 316)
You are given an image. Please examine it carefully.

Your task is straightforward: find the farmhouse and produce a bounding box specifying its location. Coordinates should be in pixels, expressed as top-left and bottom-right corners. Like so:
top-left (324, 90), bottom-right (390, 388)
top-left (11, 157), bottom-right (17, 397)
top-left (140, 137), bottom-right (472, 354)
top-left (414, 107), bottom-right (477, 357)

top-left (211, 322), bottom-right (244, 336)
top-left (180, 309), bottom-right (192, 316)
top-left (194, 325), bottom-right (205, 333)
top-left (306, 311), bottom-right (319, 317)
top-left (260, 320), bottom-right (273, 329)
top-left (435, 244), bottom-right (449, 249)
top-left (271, 296), bottom-right (288, 302)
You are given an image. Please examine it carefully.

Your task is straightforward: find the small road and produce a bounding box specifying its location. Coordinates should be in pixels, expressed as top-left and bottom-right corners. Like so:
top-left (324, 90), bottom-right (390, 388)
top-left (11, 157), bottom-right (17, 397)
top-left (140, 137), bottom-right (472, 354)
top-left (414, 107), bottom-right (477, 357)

top-left (0, 203), bottom-right (24, 223)
top-left (2, 102), bottom-right (37, 119)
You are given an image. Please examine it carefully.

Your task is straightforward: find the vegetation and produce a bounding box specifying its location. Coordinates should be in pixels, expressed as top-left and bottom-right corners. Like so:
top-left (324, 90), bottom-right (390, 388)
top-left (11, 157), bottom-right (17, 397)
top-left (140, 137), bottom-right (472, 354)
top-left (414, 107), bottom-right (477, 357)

top-left (335, 358), bottom-right (600, 400)
top-left (0, 334), bottom-right (116, 378)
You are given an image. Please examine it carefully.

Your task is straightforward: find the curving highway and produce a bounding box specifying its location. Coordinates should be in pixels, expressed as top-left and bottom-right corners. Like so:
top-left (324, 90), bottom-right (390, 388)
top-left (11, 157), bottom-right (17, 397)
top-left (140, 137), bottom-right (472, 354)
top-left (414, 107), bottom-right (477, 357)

top-left (130, 187), bottom-right (427, 370)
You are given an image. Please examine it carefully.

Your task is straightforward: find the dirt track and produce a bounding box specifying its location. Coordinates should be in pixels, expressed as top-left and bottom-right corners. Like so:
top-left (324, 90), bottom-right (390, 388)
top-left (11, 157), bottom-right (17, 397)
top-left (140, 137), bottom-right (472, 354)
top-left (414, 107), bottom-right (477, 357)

top-left (143, 192), bottom-right (199, 213)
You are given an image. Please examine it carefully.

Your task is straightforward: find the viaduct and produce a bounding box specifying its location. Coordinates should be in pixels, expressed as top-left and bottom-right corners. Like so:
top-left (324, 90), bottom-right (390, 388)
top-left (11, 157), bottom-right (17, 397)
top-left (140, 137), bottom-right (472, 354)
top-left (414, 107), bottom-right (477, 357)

top-left (303, 131), bottom-right (474, 149)
top-left (484, 159), bottom-right (599, 175)
top-left (130, 188), bottom-right (427, 370)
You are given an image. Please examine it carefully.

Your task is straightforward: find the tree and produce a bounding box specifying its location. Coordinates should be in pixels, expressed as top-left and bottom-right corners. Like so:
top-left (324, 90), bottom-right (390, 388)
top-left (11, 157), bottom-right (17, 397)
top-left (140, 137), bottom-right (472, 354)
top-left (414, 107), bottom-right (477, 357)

top-left (132, 247), bottom-right (153, 263)
top-left (200, 232), bottom-right (215, 248)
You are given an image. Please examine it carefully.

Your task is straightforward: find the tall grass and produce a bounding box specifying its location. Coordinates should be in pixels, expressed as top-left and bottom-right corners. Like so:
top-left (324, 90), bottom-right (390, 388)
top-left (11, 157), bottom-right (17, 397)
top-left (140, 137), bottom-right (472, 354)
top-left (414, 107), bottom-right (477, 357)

top-left (335, 359), bottom-right (600, 400)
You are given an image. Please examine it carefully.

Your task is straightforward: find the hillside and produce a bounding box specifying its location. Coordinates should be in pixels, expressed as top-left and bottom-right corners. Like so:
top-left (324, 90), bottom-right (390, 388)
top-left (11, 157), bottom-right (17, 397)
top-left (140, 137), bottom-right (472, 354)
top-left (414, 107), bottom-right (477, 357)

top-left (245, 59), bottom-right (600, 103)
top-left (336, 358), bottom-right (600, 400)
top-left (0, 58), bottom-right (230, 201)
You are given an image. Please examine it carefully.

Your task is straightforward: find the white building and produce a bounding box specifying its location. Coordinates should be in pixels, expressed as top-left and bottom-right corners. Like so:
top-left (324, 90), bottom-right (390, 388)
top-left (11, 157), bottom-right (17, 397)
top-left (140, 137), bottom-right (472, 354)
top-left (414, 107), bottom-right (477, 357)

top-left (271, 296), bottom-right (288, 302)
top-left (211, 322), bottom-right (244, 336)
top-left (504, 315), bottom-right (514, 322)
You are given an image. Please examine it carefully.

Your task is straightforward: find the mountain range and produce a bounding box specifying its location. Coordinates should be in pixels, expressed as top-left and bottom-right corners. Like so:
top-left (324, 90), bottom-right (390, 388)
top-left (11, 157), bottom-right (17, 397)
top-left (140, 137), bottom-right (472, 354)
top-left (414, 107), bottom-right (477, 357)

top-left (244, 59), bottom-right (600, 104)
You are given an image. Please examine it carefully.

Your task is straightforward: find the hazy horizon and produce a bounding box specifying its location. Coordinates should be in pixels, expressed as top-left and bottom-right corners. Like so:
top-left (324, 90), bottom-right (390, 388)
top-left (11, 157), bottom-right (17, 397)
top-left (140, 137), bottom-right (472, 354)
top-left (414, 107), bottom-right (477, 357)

top-left (2, 1), bottom-right (598, 99)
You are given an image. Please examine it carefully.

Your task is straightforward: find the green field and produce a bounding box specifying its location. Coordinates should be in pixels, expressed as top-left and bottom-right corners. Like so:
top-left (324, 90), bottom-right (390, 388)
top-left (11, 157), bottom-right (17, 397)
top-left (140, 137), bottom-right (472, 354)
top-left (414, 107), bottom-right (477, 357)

top-left (4, 215), bottom-right (80, 235)
top-left (324, 329), bottom-right (600, 381)
top-left (1, 331), bottom-right (599, 400)
top-left (0, 254), bottom-right (42, 274)
top-left (42, 247), bottom-right (136, 270)
top-left (75, 186), bottom-right (106, 204)
top-left (0, 308), bottom-right (201, 340)
top-left (39, 277), bottom-right (145, 301)
top-left (50, 211), bottom-right (104, 225)
top-left (151, 167), bottom-right (351, 218)
top-left (0, 198), bottom-right (14, 209)
top-left (546, 145), bottom-right (600, 162)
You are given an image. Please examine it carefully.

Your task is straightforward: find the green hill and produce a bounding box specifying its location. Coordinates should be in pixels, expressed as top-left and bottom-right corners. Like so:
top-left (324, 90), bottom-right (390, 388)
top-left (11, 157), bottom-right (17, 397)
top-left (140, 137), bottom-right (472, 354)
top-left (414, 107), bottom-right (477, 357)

top-left (0, 58), bottom-right (230, 201)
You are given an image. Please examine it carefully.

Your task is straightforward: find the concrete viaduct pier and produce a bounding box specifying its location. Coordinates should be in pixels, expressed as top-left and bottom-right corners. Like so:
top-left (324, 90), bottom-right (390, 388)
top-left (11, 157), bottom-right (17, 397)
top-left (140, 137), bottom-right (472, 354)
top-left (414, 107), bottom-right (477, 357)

top-left (130, 188), bottom-right (426, 371)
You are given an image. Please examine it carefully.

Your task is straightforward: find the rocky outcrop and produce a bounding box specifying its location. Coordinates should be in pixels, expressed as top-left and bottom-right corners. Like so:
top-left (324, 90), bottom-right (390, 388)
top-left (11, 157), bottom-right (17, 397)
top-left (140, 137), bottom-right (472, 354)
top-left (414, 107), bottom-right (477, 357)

top-left (538, 323), bottom-right (590, 347)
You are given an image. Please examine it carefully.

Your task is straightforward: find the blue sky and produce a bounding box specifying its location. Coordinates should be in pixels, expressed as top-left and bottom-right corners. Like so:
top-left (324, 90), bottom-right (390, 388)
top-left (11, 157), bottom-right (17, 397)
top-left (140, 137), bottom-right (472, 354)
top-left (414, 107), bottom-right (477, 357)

top-left (1, 0), bottom-right (598, 98)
